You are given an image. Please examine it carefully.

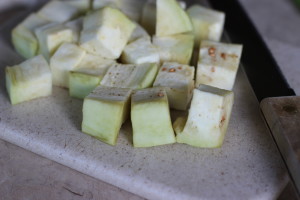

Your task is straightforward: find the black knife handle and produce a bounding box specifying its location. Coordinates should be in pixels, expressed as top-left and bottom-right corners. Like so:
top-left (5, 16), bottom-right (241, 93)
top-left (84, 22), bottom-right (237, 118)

top-left (260, 96), bottom-right (300, 196)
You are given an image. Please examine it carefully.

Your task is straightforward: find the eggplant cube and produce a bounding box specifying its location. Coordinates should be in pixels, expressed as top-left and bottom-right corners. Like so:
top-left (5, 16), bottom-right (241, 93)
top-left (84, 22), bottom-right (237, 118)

top-left (140, 0), bottom-right (156, 35)
top-left (141, 0), bottom-right (188, 35)
top-left (128, 22), bottom-right (150, 43)
top-left (100, 63), bottom-right (134, 88)
top-left (101, 63), bottom-right (158, 89)
top-left (122, 37), bottom-right (159, 64)
top-left (153, 62), bottom-right (194, 110)
top-left (65, 17), bottom-right (84, 43)
top-left (63, 0), bottom-right (91, 14)
top-left (5, 55), bottom-right (52, 105)
top-left (153, 34), bottom-right (194, 65)
top-left (35, 22), bottom-right (74, 60)
top-left (156, 0), bottom-right (192, 37)
top-left (196, 40), bottom-right (243, 90)
top-left (131, 88), bottom-right (176, 147)
top-left (69, 55), bottom-right (115, 99)
top-left (92, 0), bottom-right (116, 10)
top-left (80, 7), bottom-right (136, 59)
top-left (38, 0), bottom-right (81, 23)
top-left (12, 13), bottom-right (49, 59)
top-left (82, 87), bottom-right (132, 145)
top-left (50, 43), bottom-right (86, 88)
top-left (116, 0), bottom-right (146, 22)
top-left (175, 85), bottom-right (234, 148)
top-left (69, 72), bottom-right (103, 99)
top-left (126, 63), bottom-right (158, 89)
top-left (93, 0), bottom-right (145, 22)
top-left (187, 5), bottom-right (225, 46)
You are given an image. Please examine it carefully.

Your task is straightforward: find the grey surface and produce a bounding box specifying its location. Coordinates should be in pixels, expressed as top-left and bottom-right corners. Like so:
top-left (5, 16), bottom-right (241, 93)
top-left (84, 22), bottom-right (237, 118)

top-left (0, 139), bottom-right (144, 200)
top-left (0, 0), bottom-right (300, 199)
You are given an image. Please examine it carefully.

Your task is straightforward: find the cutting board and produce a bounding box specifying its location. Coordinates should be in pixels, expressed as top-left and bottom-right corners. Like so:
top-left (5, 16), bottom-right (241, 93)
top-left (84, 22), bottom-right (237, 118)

top-left (0, 1), bottom-right (289, 199)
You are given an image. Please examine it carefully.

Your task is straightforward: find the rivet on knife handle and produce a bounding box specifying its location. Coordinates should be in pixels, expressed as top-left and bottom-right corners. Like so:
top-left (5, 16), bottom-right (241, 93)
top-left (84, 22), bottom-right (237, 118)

top-left (260, 96), bottom-right (300, 195)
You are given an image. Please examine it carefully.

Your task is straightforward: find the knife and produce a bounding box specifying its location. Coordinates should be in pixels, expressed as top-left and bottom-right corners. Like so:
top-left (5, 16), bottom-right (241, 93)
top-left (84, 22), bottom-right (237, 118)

top-left (208, 0), bottom-right (300, 197)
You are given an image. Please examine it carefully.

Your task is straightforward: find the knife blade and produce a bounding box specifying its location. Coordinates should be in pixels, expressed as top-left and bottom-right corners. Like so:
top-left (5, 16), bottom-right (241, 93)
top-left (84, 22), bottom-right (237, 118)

top-left (208, 0), bottom-right (300, 197)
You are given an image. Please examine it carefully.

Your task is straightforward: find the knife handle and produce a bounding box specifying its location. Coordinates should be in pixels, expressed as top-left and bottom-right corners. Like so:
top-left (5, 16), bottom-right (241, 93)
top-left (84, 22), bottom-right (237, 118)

top-left (260, 96), bottom-right (300, 196)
